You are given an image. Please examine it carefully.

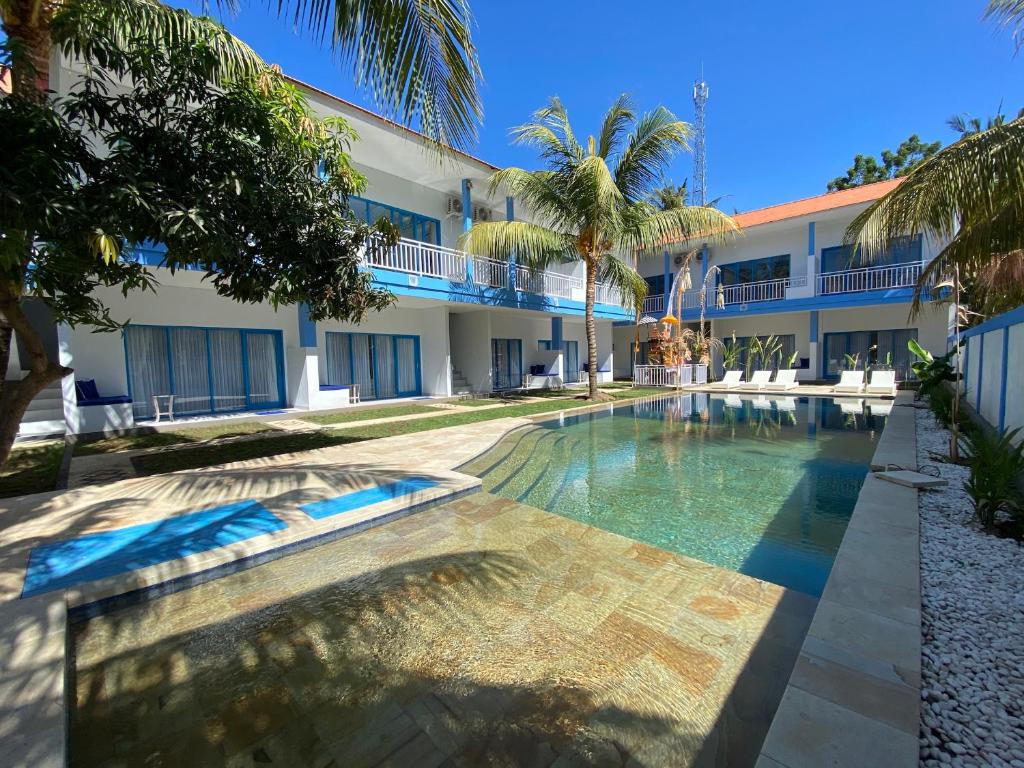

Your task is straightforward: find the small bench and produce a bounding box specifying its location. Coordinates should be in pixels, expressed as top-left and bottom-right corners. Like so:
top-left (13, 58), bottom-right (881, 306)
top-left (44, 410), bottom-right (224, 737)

top-left (75, 379), bottom-right (131, 407)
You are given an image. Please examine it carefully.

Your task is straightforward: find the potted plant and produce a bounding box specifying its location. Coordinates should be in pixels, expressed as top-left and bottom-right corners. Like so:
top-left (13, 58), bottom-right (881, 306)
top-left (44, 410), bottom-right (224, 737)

top-left (721, 332), bottom-right (744, 378)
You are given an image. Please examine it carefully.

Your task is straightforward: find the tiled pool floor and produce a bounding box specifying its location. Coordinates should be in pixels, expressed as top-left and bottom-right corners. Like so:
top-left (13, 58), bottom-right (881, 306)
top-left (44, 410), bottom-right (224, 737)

top-left (72, 492), bottom-right (817, 768)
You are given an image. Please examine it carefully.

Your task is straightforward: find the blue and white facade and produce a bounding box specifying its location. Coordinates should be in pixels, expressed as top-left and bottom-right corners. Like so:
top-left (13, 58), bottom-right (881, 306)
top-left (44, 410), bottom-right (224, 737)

top-left (615, 183), bottom-right (951, 382)
top-left (10, 63), bottom-right (628, 437)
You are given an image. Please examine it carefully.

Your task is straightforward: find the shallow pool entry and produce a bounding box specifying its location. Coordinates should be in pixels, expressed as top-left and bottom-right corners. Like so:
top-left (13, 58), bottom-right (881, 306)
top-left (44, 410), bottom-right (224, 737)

top-left (461, 394), bottom-right (884, 597)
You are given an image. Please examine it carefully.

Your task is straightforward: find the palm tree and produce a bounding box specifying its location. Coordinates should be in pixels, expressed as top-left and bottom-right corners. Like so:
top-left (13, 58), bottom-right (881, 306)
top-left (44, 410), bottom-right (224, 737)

top-left (2, 0), bottom-right (481, 149)
top-left (461, 96), bottom-right (737, 399)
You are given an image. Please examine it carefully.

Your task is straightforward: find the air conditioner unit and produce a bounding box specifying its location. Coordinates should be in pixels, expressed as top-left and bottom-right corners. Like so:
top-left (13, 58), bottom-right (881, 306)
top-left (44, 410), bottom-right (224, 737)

top-left (446, 196), bottom-right (463, 216)
top-left (473, 206), bottom-right (492, 222)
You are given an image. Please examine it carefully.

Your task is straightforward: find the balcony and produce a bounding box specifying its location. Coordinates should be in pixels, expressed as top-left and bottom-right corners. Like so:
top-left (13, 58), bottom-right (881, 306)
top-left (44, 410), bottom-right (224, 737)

top-left (665, 262), bottom-right (926, 314)
top-left (817, 262), bottom-right (923, 295)
top-left (364, 238), bottom-right (625, 308)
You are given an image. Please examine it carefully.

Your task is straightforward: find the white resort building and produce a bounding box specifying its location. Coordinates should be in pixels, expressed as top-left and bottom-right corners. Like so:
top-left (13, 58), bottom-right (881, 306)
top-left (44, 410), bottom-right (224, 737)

top-left (9, 59), bottom-right (947, 440)
top-left (615, 180), bottom-right (949, 383)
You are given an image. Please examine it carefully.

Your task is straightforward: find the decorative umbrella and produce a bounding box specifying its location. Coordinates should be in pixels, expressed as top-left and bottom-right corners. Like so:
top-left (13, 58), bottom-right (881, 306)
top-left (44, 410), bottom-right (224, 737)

top-left (638, 315), bottom-right (660, 325)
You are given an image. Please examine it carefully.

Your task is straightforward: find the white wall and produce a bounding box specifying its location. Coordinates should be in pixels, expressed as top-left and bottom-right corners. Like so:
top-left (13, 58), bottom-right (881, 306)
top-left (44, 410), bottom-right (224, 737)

top-left (317, 302), bottom-right (451, 397)
top-left (64, 278), bottom-right (300, 401)
top-left (979, 330), bottom-right (1004, 428)
top-left (961, 313), bottom-right (1024, 440)
top-left (1006, 324), bottom-right (1024, 435)
top-left (449, 310), bottom-right (492, 392)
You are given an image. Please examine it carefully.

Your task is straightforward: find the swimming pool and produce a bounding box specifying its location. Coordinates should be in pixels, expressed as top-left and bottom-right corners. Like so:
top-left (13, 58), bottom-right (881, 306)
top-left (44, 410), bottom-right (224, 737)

top-left (461, 393), bottom-right (886, 596)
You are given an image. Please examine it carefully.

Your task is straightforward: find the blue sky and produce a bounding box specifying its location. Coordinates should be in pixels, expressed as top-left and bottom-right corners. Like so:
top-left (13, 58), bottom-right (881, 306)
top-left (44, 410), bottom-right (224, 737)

top-left (201, 1), bottom-right (1021, 212)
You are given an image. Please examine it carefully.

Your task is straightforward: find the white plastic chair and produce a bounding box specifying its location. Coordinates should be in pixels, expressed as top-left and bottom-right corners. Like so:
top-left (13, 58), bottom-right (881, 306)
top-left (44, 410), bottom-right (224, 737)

top-left (765, 369), bottom-right (799, 391)
top-left (832, 370), bottom-right (865, 394)
top-left (866, 370), bottom-right (897, 396)
top-left (720, 370), bottom-right (743, 389)
top-left (749, 370), bottom-right (772, 390)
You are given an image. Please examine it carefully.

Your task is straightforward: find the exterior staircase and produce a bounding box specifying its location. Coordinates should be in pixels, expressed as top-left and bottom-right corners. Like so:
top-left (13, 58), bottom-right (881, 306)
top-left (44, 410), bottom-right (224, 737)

top-left (451, 367), bottom-right (472, 395)
top-left (16, 380), bottom-right (67, 439)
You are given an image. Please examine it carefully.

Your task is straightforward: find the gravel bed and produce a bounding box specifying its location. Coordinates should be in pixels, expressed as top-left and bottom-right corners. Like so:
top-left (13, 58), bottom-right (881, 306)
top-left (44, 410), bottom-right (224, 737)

top-left (917, 408), bottom-right (1024, 767)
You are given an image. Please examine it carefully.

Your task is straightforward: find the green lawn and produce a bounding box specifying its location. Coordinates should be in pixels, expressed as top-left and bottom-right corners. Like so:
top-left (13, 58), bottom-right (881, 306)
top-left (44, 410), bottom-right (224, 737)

top-left (0, 441), bottom-right (64, 498)
top-left (449, 398), bottom-right (504, 407)
top-left (134, 387), bottom-right (676, 475)
top-left (300, 403), bottom-right (441, 425)
top-left (75, 421), bottom-right (283, 456)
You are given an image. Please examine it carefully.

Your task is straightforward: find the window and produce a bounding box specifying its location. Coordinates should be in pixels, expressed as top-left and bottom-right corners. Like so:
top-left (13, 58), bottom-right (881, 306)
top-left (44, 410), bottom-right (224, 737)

top-left (644, 275), bottom-right (665, 296)
top-left (820, 235), bottom-right (922, 273)
top-left (731, 334), bottom-right (797, 373)
top-left (822, 329), bottom-right (918, 380)
top-left (718, 255), bottom-right (790, 286)
top-left (349, 196), bottom-right (442, 245)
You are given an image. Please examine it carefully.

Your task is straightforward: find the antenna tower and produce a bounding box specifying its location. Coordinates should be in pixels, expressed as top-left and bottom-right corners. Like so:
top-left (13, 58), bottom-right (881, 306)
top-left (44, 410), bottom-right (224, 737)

top-left (692, 78), bottom-right (709, 206)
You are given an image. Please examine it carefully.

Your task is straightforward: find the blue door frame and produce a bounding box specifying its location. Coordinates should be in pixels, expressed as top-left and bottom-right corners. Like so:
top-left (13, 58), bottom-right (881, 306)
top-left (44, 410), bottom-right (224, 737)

top-left (324, 331), bottom-right (422, 399)
top-left (123, 324), bottom-right (286, 418)
top-left (492, 338), bottom-right (523, 390)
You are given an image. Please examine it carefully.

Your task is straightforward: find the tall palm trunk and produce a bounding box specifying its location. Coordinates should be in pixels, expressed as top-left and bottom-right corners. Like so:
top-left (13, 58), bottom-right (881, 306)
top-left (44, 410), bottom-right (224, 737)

top-left (584, 257), bottom-right (598, 398)
top-left (0, 1), bottom-right (69, 468)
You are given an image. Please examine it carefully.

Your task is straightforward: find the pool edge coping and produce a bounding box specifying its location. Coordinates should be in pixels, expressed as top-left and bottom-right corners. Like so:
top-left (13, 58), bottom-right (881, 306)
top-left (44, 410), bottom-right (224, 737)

top-left (755, 392), bottom-right (921, 768)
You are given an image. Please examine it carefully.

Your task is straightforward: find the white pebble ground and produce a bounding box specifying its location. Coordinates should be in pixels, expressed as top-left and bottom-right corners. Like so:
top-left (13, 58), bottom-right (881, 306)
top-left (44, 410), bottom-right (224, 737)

top-left (917, 408), bottom-right (1024, 767)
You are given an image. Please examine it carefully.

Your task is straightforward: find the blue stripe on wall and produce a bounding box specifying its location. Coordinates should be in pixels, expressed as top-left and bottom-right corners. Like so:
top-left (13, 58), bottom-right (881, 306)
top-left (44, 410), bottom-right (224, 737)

top-left (300, 476), bottom-right (440, 520)
top-left (298, 303), bottom-right (317, 348)
top-left (22, 500), bottom-right (285, 597)
top-left (999, 327), bottom-right (1009, 431)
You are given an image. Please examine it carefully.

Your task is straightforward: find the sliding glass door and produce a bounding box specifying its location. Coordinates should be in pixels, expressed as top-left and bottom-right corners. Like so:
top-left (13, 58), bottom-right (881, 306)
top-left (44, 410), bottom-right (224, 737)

top-left (125, 325), bottom-right (284, 419)
top-left (822, 329), bottom-right (918, 380)
top-left (492, 338), bottom-right (523, 390)
top-left (323, 332), bottom-right (421, 400)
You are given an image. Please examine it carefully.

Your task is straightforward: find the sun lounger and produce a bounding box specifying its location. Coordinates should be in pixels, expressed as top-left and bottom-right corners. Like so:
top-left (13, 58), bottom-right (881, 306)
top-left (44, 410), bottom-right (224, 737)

top-left (749, 370), bottom-right (772, 390)
top-left (866, 370), bottom-right (897, 396)
top-left (832, 370), bottom-right (865, 394)
top-left (720, 370), bottom-right (742, 389)
top-left (765, 369), bottom-right (799, 391)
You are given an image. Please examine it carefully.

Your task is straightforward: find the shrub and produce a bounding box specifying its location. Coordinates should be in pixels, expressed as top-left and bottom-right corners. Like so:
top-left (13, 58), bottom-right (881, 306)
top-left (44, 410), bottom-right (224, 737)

top-left (962, 427), bottom-right (1024, 531)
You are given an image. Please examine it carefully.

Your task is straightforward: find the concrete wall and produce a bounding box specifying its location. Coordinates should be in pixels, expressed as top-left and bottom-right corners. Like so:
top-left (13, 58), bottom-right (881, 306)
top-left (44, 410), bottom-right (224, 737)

top-left (449, 310), bottom-right (492, 392)
top-left (960, 306), bottom-right (1024, 437)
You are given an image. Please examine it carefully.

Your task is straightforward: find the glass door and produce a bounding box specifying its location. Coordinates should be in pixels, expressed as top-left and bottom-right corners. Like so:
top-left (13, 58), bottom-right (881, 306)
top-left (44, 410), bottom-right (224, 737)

top-left (491, 338), bottom-right (523, 390)
top-left (324, 332), bottom-right (422, 399)
top-left (564, 340), bottom-right (580, 383)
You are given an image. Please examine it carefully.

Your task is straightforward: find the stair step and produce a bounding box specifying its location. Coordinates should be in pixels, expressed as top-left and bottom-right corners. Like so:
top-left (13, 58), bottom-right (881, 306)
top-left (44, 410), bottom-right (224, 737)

top-left (17, 419), bottom-right (66, 438)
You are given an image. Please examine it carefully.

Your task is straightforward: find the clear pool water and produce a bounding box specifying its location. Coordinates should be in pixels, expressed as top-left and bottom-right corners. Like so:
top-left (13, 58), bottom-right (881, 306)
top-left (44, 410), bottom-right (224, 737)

top-left (461, 394), bottom-right (886, 596)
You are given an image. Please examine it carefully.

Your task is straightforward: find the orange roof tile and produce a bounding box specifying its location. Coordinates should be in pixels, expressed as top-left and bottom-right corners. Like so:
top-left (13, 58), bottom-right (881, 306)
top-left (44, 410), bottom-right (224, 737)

top-left (732, 178), bottom-right (903, 229)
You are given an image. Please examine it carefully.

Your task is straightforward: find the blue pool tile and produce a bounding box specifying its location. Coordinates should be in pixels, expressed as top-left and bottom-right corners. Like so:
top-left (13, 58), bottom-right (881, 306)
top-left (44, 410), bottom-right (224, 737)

top-left (300, 476), bottom-right (440, 520)
top-left (22, 500), bottom-right (286, 598)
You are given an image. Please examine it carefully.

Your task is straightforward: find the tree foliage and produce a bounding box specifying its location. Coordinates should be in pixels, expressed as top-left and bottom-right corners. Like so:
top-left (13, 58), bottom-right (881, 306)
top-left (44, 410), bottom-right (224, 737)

top-left (827, 135), bottom-right (942, 192)
top-left (0, 12), bottom-right (396, 466)
top-left (461, 95), bottom-right (737, 399)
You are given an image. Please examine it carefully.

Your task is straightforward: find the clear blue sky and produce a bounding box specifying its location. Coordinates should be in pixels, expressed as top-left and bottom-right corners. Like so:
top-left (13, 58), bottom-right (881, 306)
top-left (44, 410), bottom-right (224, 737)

top-left (198, 1), bottom-right (1022, 212)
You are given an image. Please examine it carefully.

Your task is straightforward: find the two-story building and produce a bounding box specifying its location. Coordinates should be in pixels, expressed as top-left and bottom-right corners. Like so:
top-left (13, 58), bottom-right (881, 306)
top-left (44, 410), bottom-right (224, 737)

top-left (614, 180), bottom-right (950, 382)
top-left (10, 58), bottom-right (630, 438)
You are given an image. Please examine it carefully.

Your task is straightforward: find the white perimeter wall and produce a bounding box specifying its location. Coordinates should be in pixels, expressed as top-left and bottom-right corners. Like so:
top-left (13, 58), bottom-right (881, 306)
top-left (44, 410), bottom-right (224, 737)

top-left (961, 311), bottom-right (1024, 439)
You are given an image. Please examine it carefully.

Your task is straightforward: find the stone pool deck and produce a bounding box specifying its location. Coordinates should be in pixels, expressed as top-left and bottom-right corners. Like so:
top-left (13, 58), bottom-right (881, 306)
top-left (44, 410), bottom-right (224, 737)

top-left (0, 393), bottom-right (921, 767)
top-left (757, 395), bottom-right (921, 767)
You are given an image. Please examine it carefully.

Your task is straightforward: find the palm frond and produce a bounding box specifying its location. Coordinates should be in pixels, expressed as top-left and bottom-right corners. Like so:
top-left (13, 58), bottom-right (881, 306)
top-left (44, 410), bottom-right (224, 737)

top-left (510, 97), bottom-right (584, 168)
top-left (459, 220), bottom-right (576, 270)
top-left (620, 204), bottom-right (738, 255)
top-left (846, 117), bottom-right (1024, 259)
top-left (279, 0), bottom-right (481, 151)
top-left (597, 94), bottom-right (634, 160)
top-left (986, 0), bottom-right (1024, 48)
top-left (487, 167), bottom-right (576, 231)
top-left (571, 154), bottom-right (624, 232)
top-left (599, 251), bottom-right (647, 314)
top-left (53, 0), bottom-right (265, 83)
top-left (613, 107), bottom-right (690, 202)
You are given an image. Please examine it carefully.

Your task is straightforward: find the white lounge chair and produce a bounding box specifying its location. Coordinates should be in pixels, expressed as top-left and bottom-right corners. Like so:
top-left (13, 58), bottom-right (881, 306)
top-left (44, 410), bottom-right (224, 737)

top-left (832, 370), bottom-right (865, 394)
top-left (752, 396), bottom-right (772, 410)
top-left (749, 370), bottom-right (772, 390)
top-left (765, 369), bottom-right (799, 391)
top-left (720, 370), bottom-right (743, 389)
top-left (724, 394), bottom-right (743, 409)
top-left (866, 370), bottom-right (897, 396)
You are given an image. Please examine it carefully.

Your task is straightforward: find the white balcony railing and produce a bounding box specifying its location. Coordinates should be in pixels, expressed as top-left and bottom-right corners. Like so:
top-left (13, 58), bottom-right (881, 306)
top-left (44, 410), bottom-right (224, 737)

top-left (365, 237), bottom-right (625, 307)
top-left (818, 262), bottom-right (924, 295)
top-left (642, 294), bottom-right (664, 314)
top-left (366, 238), bottom-right (468, 280)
